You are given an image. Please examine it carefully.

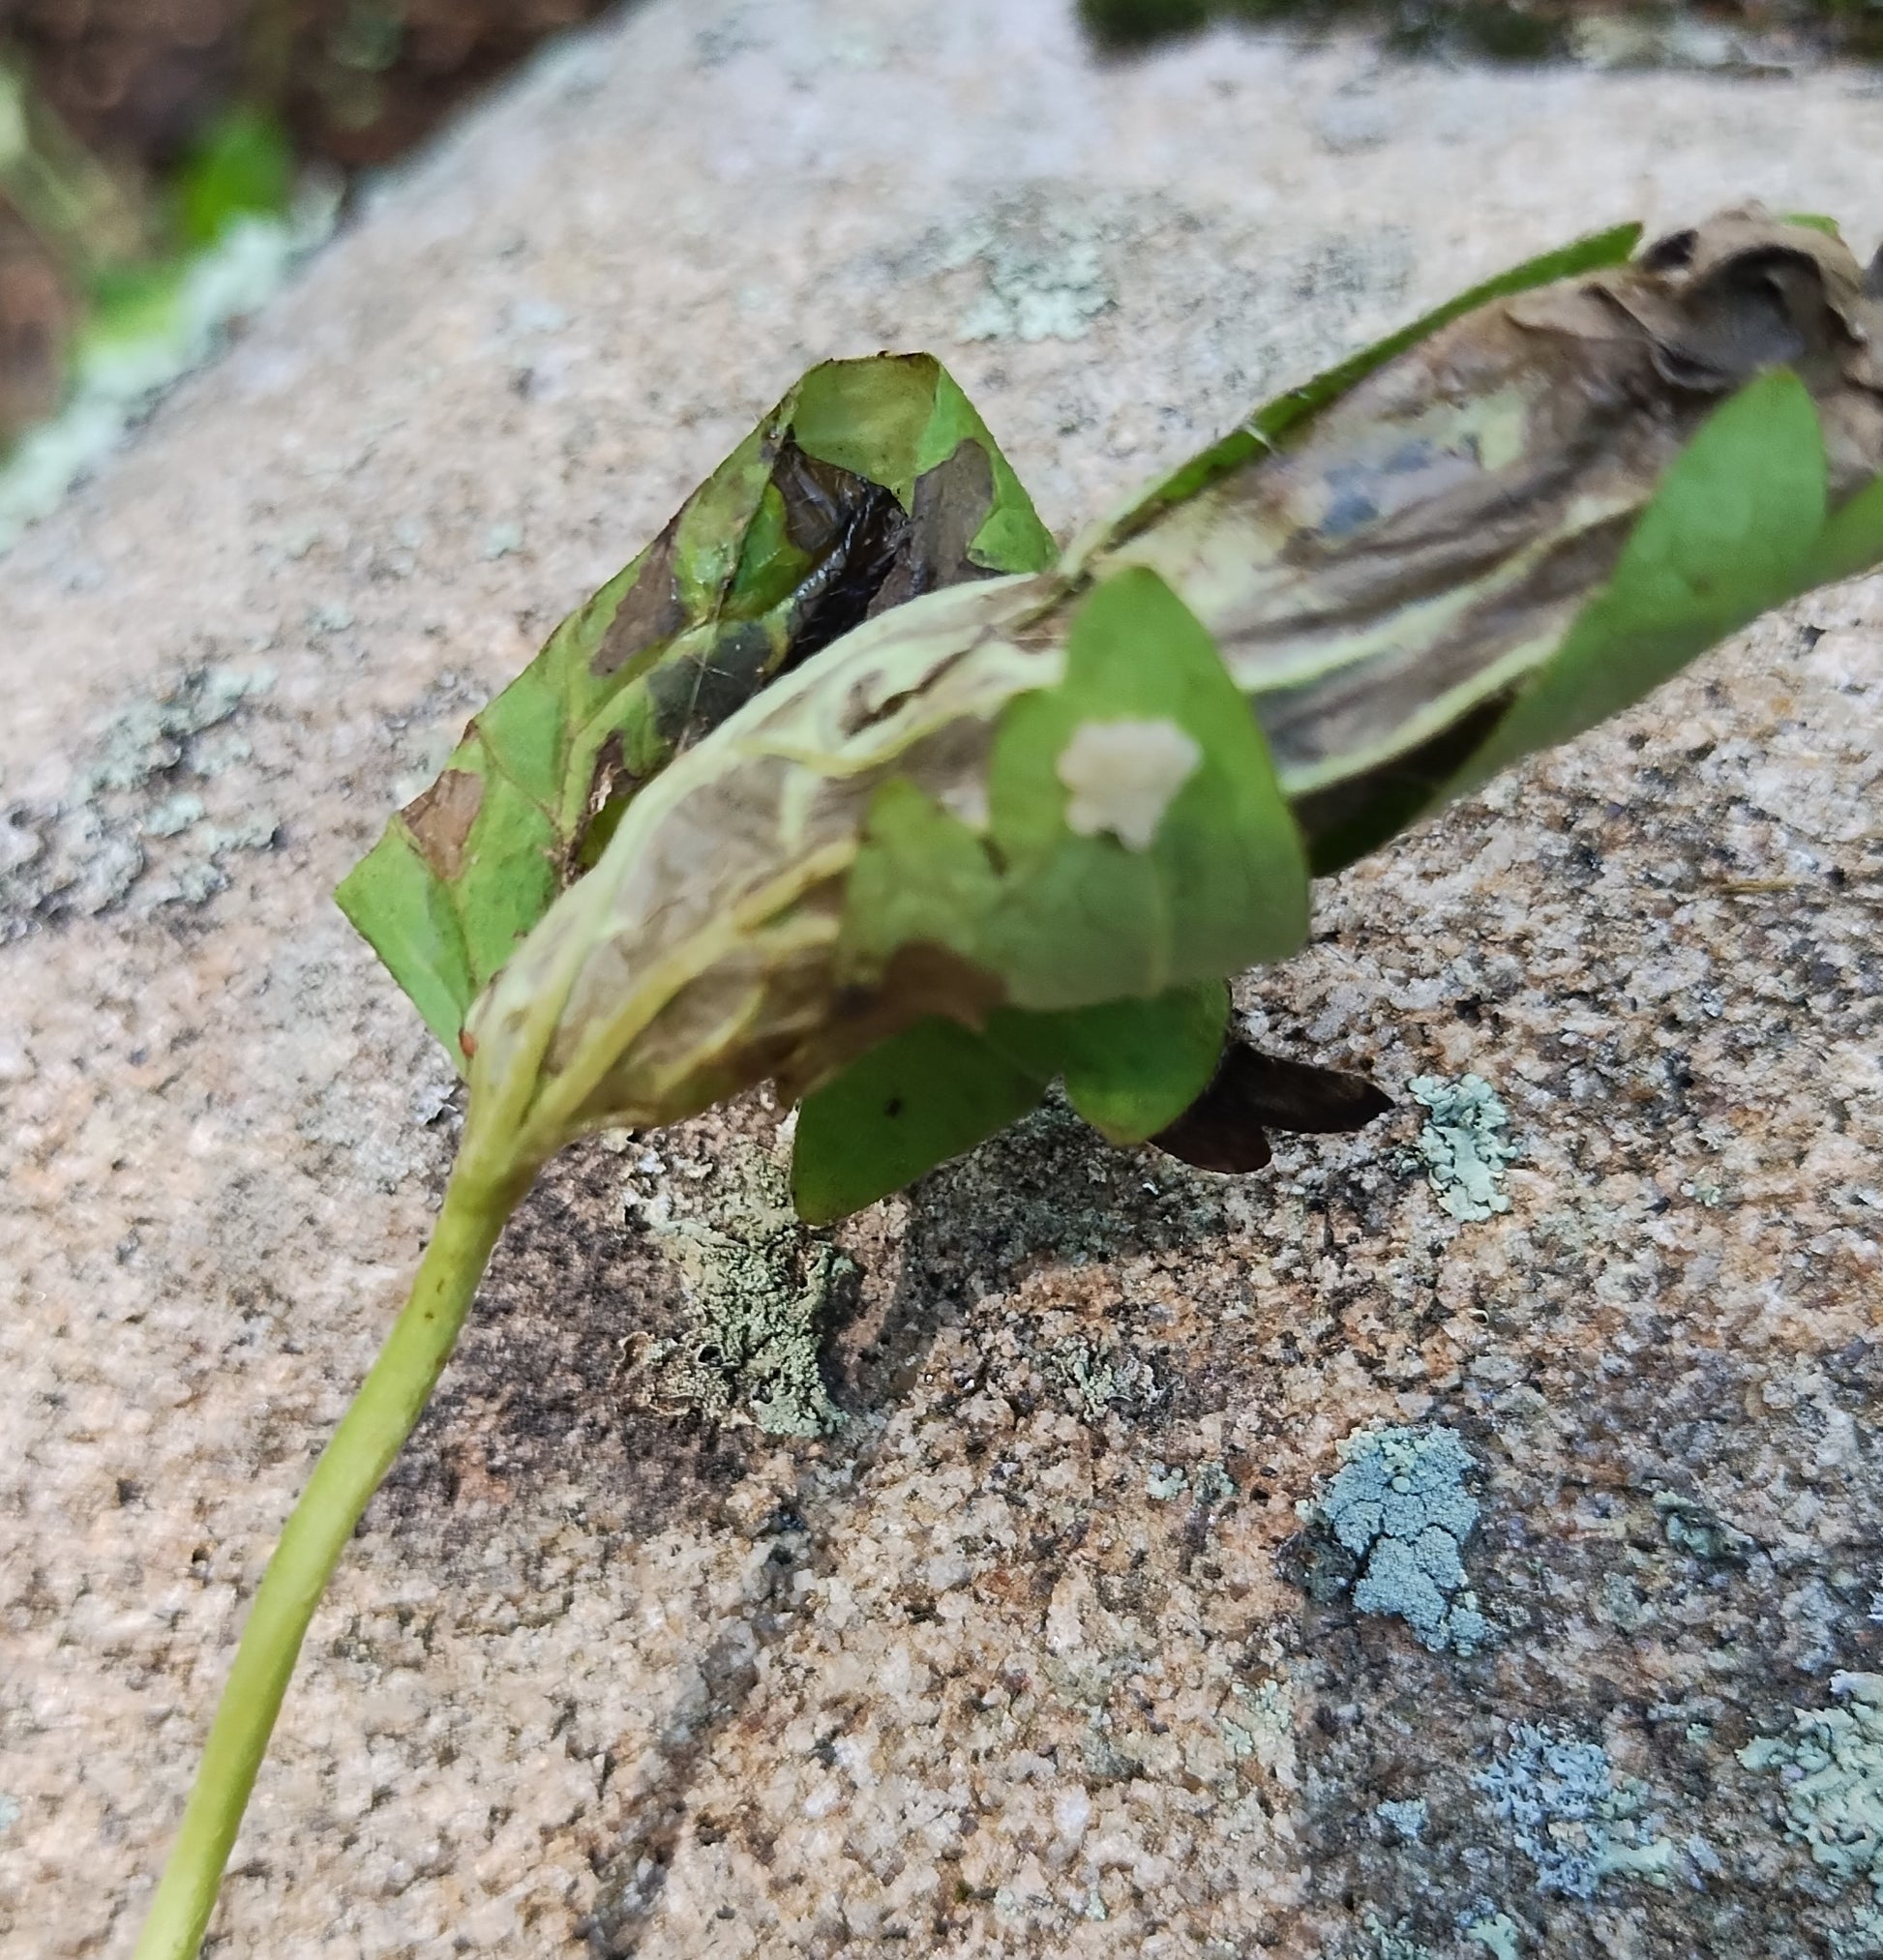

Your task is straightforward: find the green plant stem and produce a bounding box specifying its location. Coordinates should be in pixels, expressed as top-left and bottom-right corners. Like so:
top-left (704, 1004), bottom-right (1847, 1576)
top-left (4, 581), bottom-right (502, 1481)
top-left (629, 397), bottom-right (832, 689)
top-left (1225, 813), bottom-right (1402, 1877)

top-left (134, 1154), bottom-right (530, 1960)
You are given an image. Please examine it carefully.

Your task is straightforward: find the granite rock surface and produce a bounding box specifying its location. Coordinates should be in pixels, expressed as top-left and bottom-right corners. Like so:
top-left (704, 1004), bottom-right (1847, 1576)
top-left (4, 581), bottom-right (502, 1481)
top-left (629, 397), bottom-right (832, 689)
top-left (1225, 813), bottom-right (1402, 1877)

top-left (2, 2), bottom-right (1881, 1955)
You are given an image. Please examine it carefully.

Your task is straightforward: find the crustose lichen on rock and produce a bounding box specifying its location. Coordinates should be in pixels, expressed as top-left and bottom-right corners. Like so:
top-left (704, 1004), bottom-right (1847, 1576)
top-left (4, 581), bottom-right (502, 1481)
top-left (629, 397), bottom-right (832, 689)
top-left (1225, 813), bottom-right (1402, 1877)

top-left (1306, 1423), bottom-right (1491, 1655)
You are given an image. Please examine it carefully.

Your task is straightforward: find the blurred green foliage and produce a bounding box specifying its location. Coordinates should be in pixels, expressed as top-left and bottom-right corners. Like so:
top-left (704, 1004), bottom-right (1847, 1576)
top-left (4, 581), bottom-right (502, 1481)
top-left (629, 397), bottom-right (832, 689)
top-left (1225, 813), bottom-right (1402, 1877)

top-left (0, 0), bottom-right (610, 458)
top-left (1080, 0), bottom-right (1883, 59)
top-left (174, 108), bottom-right (296, 252)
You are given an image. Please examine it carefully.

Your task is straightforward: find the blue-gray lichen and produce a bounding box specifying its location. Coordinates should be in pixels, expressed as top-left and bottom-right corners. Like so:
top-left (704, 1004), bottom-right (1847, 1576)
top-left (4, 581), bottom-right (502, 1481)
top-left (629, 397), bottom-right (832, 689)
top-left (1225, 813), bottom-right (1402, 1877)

top-left (1406, 1074), bottom-right (1518, 1221)
top-left (1460, 1913), bottom-right (1523, 1960)
top-left (0, 665), bottom-right (278, 936)
top-left (1309, 1424), bottom-right (1491, 1654)
top-left (1739, 1672), bottom-right (1883, 1902)
top-left (633, 1151), bottom-right (844, 1437)
top-left (1476, 1723), bottom-right (1677, 1898)
top-left (1374, 1797), bottom-right (1428, 1841)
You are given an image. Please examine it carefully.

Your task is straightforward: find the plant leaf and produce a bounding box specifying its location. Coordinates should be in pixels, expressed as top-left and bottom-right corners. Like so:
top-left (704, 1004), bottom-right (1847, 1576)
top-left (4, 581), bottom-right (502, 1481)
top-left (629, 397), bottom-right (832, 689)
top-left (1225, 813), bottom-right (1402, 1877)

top-left (1810, 470), bottom-right (1883, 589)
top-left (991, 979), bottom-right (1231, 1143)
top-left (412, 213), bottom-right (1883, 1221)
top-left (788, 980), bottom-right (1229, 1221)
top-left (174, 106), bottom-right (294, 249)
top-left (791, 1017), bottom-right (1048, 1225)
top-left (834, 569), bottom-right (1310, 1017)
top-left (337, 353), bottom-right (1058, 1055)
top-left (1079, 221), bottom-right (1643, 555)
top-left (1450, 367), bottom-right (1827, 793)
top-left (982, 567), bottom-right (1310, 1006)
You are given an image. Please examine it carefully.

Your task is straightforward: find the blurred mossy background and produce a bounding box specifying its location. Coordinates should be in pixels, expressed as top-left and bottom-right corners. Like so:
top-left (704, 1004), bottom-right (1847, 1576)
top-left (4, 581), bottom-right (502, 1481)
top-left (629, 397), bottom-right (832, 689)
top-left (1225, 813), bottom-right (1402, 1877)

top-left (0, 0), bottom-right (613, 454)
top-left (1079, 0), bottom-right (1883, 57)
top-left (2, 0), bottom-right (1880, 465)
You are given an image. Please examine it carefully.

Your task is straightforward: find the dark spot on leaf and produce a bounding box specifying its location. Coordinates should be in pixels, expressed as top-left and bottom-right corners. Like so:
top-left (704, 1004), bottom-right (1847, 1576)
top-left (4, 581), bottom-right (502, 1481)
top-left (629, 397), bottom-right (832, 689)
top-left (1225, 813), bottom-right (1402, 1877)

top-left (400, 766), bottom-right (483, 881)
top-left (774, 440), bottom-right (872, 556)
top-left (770, 440), bottom-right (911, 668)
top-left (589, 518), bottom-right (686, 678)
top-left (884, 1096), bottom-right (904, 1118)
top-left (866, 439), bottom-right (1000, 613)
top-left (646, 622), bottom-right (782, 750)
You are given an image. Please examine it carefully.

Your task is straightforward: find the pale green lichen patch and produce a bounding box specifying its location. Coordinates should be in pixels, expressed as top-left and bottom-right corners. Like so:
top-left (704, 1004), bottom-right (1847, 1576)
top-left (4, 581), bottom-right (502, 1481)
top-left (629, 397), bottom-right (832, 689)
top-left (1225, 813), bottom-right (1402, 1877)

top-left (0, 665), bottom-right (278, 938)
top-left (1406, 1073), bottom-right (1518, 1221)
top-left (1739, 1672), bottom-right (1883, 1902)
top-left (1476, 1724), bottom-right (1678, 1899)
top-left (1358, 1910), bottom-right (1438, 1960)
top-left (950, 194), bottom-right (1116, 343)
top-left (1050, 1334), bottom-right (1164, 1424)
top-left (1306, 1423), bottom-right (1491, 1655)
top-left (1146, 1459), bottom-right (1235, 1505)
top-left (1461, 1913), bottom-right (1524, 1960)
top-left (1229, 1675), bottom-right (1299, 1787)
top-left (630, 1149), bottom-right (846, 1438)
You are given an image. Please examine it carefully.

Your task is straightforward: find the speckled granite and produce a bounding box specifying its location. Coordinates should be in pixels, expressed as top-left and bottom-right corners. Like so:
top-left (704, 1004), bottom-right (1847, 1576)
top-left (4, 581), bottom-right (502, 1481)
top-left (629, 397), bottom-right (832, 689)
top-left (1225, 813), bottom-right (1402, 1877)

top-left (3, 3), bottom-right (1881, 1955)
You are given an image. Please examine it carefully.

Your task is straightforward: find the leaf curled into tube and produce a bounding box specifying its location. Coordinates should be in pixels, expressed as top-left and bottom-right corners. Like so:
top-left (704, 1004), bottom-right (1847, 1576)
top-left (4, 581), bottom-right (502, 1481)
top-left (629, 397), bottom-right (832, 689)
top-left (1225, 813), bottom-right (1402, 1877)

top-left (137, 210), bottom-right (1883, 1960)
top-left (337, 353), bottom-right (1059, 1055)
top-left (372, 208), bottom-right (1883, 1216)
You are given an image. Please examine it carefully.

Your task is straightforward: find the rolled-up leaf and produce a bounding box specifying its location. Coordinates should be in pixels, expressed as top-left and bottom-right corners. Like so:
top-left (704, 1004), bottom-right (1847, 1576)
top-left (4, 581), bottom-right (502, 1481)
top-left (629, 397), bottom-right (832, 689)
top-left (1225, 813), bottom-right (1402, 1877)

top-left (337, 353), bottom-right (1058, 1054)
top-left (389, 211), bottom-right (1883, 1209)
top-left (137, 213), bottom-right (1883, 1954)
top-left (1086, 209), bottom-right (1883, 868)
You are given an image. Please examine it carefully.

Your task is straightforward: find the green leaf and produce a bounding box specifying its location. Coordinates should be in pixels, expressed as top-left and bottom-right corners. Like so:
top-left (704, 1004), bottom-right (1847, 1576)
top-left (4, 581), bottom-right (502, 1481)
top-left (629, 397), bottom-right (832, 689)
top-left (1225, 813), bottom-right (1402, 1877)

top-left (790, 978), bottom-right (1227, 1221)
top-left (791, 1018), bottom-right (1048, 1224)
top-left (174, 107), bottom-right (294, 250)
top-left (332, 822), bottom-right (472, 1057)
top-left (338, 353), bottom-right (1059, 1056)
top-left (989, 979), bottom-right (1229, 1143)
top-left (983, 567), bottom-right (1310, 1006)
top-left (842, 777), bottom-right (1002, 971)
top-left (1452, 368), bottom-right (1828, 792)
top-left (838, 570), bottom-right (1309, 1014)
top-left (1810, 471), bottom-right (1883, 589)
